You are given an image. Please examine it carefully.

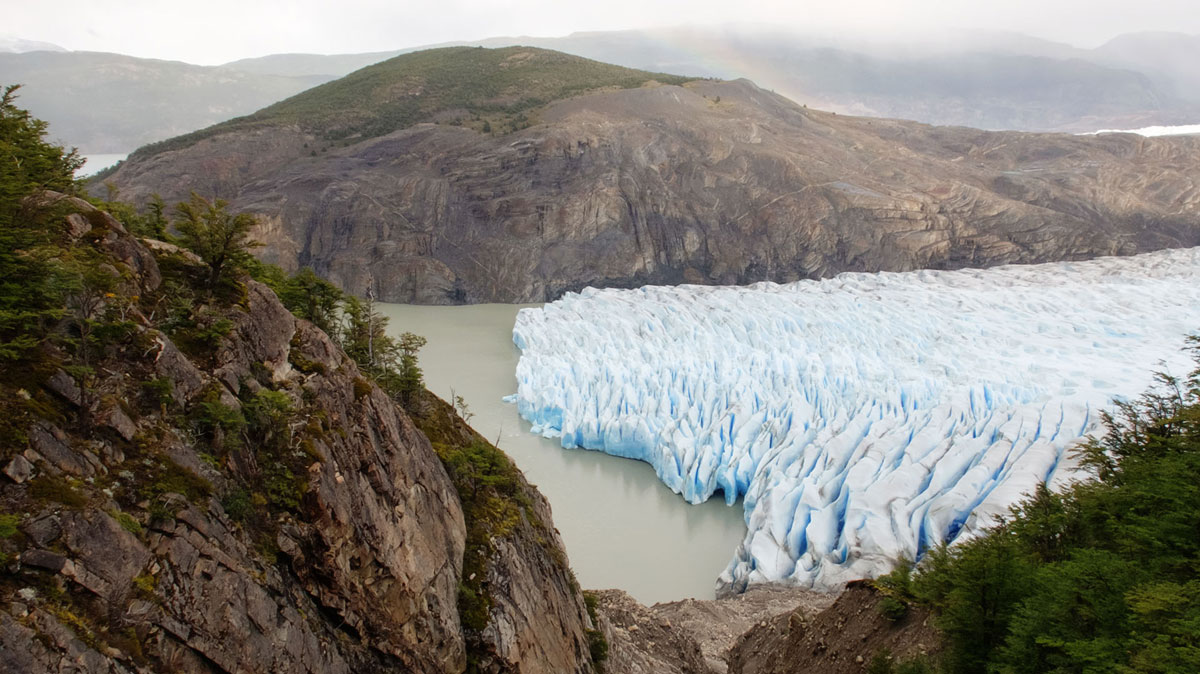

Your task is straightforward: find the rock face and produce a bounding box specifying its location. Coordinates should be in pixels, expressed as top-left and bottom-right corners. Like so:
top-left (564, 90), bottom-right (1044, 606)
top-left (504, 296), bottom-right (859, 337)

top-left (0, 197), bottom-right (596, 673)
top-left (105, 76), bottom-right (1200, 304)
top-left (593, 585), bottom-right (836, 674)
top-left (409, 393), bottom-right (595, 674)
top-left (727, 581), bottom-right (941, 674)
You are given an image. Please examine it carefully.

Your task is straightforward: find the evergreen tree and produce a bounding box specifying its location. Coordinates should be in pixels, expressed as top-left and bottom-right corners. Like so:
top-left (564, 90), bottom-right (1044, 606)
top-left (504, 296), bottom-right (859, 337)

top-left (396, 331), bottom-right (427, 406)
top-left (277, 267), bottom-right (343, 335)
top-left (0, 84), bottom-right (83, 359)
top-left (173, 193), bottom-right (261, 293)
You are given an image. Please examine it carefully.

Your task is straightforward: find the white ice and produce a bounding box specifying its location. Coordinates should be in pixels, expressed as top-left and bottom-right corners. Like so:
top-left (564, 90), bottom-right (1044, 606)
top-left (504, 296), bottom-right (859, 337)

top-left (505, 248), bottom-right (1200, 592)
top-left (1082, 123), bottom-right (1200, 137)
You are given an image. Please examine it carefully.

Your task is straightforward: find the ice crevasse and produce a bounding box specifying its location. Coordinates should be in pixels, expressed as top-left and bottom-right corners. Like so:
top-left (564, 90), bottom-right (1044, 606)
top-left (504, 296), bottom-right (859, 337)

top-left (505, 248), bottom-right (1200, 592)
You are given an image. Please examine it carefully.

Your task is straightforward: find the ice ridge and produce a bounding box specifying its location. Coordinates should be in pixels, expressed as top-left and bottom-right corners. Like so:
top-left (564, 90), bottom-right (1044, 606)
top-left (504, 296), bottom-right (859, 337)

top-left (507, 248), bottom-right (1200, 591)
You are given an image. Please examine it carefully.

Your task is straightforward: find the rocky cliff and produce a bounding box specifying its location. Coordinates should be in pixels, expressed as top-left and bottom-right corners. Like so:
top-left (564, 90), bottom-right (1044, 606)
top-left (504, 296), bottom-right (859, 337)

top-left (564, 581), bottom-right (924, 674)
top-left (102, 48), bottom-right (1200, 303)
top-left (727, 581), bottom-right (941, 674)
top-left (0, 195), bottom-right (596, 673)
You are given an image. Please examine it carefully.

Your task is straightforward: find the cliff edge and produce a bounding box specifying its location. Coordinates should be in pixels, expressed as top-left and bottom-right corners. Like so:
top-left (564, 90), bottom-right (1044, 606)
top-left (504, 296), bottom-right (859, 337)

top-left (0, 195), bottom-right (596, 673)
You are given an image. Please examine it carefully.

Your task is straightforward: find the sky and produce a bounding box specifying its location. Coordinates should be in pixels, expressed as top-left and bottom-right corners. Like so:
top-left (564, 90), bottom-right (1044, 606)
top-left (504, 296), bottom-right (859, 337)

top-left (4, 0), bottom-right (1199, 65)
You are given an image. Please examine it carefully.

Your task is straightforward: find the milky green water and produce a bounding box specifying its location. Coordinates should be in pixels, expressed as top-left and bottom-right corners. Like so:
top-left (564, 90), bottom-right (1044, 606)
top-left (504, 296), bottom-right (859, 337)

top-left (378, 302), bottom-right (748, 604)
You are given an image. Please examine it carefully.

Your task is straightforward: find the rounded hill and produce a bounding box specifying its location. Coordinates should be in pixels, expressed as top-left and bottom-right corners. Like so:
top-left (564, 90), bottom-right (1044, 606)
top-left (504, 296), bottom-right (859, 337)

top-left (124, 46), bottom-right (696, 163)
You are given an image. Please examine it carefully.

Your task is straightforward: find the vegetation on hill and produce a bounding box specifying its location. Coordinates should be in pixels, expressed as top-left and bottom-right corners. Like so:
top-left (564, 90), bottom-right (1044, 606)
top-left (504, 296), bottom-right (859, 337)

top-left (1, 82), bottom-right (420, 533)
top-left (874, 340), bottom-right (1200, 674)
top-left (125, 46), bottom-right (694, 162)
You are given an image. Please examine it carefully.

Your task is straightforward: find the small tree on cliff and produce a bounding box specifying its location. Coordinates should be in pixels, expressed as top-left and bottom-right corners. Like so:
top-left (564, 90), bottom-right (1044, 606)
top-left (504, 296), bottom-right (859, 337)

top-left (341, 295), bottom-right (427, 407)
top-left (174, 193), bottom-right (261, 294)
top-left (277, 268), bottom-right (343, 335)
top-left (396, 331), bottom-right (428, 406)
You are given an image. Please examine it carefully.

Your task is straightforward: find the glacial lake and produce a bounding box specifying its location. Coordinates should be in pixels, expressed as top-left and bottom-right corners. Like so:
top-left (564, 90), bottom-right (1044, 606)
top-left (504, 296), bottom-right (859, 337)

top-left (378, 302), bottom-right (748, 605)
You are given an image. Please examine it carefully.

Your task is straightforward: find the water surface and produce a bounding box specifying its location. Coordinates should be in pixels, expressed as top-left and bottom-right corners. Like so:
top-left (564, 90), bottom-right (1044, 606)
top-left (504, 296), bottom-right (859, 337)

top-left (378, 302), bottom-right (747, 604)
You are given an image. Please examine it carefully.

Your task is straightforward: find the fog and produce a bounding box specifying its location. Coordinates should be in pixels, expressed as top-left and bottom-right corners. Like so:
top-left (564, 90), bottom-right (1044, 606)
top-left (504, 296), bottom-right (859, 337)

top-left (5, 0), bottom-right (1199, 65)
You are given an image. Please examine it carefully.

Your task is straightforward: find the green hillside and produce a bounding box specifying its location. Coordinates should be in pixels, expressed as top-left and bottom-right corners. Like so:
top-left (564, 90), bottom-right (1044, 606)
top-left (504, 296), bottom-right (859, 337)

top-left (127, 46), bottom-right (694, 162)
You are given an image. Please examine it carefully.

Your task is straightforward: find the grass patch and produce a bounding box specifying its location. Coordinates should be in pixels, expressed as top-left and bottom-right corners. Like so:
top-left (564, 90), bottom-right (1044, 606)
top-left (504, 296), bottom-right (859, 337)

top-left (353, 377), bottom-right (372, 400)
top-left (29, 474), bottom-right (88, 508)
top-left (0, 513), bottom-right (19, 538)
top-left (132, 572), bottom-right (157, 596)
top-left (110, 510), bottom-right (142, 535)
top-left (136, 455), bottom-right (213, 504)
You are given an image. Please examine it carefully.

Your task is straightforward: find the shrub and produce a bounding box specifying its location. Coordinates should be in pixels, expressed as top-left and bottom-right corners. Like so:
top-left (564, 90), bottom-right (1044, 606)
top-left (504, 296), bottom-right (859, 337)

top-left (141, 376), bottom-right (174, 410)
top-left (879, 596), bottom-right (909, 622)
top-left (262, 462), bottom-right (303, 510)
top-left (582, 591), bottom-right (609, 668)
top-left (29, 474), bottom-right (87, 507)
top-left (190, 386), bottom-right (245, 452)
top-left (111, 510), bottom-right (142, 535)
top-left (903, 342), bottom-right (1200, 674)
top-left (221, 488), bottom-right (252, 522)
top-left (0, 513), bottom-right (19, 538)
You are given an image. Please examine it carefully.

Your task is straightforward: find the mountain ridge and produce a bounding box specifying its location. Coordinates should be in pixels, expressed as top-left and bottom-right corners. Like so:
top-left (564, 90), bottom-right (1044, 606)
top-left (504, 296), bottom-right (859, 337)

top-left (213, 28), bottom-right (1200, 131)
top-left (103, 48), bottom-right (1200, 304)
top-left (0, 50), bottom-right (330, 152)
top-left (6, 28), bottom-right (1200, 156)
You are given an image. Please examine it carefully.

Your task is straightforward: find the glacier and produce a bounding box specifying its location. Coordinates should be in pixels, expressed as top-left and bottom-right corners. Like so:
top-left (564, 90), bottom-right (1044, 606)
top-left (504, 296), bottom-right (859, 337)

top-left (506, 248), bottom-right (1200, 592)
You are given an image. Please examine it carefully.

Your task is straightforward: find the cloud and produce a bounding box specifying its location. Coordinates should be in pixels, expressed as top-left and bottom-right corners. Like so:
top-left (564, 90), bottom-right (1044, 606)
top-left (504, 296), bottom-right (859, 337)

top-left (5, 0), bottom-right (1198, 64)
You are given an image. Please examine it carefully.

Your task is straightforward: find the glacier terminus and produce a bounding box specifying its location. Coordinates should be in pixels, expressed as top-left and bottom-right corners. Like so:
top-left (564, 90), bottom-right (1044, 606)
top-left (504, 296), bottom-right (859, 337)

top-left (505, 248), bottom-right (1200, 593)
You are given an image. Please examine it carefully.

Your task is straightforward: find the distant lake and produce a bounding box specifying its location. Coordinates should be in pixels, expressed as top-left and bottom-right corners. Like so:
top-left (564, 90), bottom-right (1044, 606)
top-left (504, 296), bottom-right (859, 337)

top-left (79, 153), bottom-right (128, 175)
top-left (378, 302), bottom-right (748, 605)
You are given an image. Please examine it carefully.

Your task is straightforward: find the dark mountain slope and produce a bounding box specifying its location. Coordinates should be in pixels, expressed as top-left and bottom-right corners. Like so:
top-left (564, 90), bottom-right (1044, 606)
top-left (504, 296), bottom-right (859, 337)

top-left (221, 50), bottom-right (408, 79)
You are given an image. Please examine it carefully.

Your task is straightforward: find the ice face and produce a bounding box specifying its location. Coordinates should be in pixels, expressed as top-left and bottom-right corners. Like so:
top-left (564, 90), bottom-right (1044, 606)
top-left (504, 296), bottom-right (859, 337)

top-left (507, 248), bottom-right (1200, 592)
